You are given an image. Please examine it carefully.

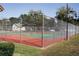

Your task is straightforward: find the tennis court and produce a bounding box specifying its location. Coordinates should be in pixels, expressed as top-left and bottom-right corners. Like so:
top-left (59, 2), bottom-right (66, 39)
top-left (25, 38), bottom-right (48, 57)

top-left (0, 30), bottom-right (68, 47)
top-left (0, 21), bottom-right (79, 47)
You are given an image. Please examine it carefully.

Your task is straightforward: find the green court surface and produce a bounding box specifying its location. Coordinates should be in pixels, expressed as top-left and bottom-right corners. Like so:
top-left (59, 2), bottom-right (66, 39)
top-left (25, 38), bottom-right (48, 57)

top-left (0, 31), bottom-right (66, 39)
top-left (22, 32), bottom-right (66, 38)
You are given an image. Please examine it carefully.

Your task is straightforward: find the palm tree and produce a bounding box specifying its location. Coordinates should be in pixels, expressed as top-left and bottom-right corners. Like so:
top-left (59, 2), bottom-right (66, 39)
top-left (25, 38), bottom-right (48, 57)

top-left (56, 5), bottom-right (76, 23)
top-left (56, 4), bottom-right (77, 40)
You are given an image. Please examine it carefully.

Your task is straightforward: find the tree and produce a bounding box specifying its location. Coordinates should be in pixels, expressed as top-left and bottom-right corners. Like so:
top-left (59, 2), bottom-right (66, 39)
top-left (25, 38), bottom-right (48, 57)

top-left (56, 4), bottom-right (77, 40)
top-left (9, 17), bottom-right (19, 26)
top-left (19, 10), bottom-right (55, 31)
top-left (19, 14), bottom-right (29, 26)
top-left (44, 17), bottom-right (55, 27)
top-left (28, 10), bottom-right (44, 27)
top-left (56, 6), bottom-right (76, 24)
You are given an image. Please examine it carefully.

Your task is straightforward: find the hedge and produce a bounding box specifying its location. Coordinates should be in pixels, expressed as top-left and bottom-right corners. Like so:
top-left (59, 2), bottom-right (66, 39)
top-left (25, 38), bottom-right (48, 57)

top-left (0, 42), bottom-right (15, 56)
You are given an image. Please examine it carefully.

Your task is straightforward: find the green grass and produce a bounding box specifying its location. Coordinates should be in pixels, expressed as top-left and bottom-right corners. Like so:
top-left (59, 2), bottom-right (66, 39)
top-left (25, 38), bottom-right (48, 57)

top-left (13, 34), bottom-right (79, 56)
top-left (42, 34), bottom-right (79, 56)
top-left (13, 43), bottom-right (42, 56)
top-left (0, 41), bottom-right (42, 56)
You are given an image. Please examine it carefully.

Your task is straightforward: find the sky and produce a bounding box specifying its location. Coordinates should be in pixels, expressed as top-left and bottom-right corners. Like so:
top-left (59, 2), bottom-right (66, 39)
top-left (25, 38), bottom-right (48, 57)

top-left (0, 3), bottom-right (79, 19)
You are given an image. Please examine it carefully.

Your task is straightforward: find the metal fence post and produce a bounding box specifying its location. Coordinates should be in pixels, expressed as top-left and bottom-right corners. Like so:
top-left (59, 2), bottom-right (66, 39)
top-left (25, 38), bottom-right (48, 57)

top-left (66, 3), bottom-right (69, 40)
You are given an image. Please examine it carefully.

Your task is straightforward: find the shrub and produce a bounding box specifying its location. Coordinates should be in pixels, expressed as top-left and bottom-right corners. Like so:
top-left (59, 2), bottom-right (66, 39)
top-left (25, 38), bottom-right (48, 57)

top-left (0, 42), bottom-right (15, 56)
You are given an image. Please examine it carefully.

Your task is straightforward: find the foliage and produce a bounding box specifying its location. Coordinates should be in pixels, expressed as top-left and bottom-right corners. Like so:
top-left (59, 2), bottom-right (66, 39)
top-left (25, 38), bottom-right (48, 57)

top-left (14, 43), bottom-right (42, 56)
top-left (9, 17), bottom-right (20, 26)
top-left (7, 10), bottom-right (55, 28)
top-left (42, 34), bottom-right (79, 56)
top-left (56, 6), bottom-right (79, 25)
top-left (0, 42), bottom-right (15, 56)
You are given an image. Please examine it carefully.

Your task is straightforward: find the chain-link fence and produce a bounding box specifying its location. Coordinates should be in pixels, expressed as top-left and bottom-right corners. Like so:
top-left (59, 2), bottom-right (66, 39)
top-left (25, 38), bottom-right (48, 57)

top-left (0, 18), bottom-right (79, 47)
top-left (0, 4), bottom-right (79, 47)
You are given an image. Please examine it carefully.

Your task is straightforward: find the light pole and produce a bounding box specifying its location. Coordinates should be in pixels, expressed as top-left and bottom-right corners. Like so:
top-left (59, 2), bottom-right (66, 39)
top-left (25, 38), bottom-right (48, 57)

top-left (66, 3), bottom-right (69, 40)
top-left (42, 13), bottom-right (44, 47)
top-left (74, 12), bottom-right (77, 36)
top-left (75, 11), bottom-right (79, 36)
top-left (39, 13), bottom-right (44, 47)
top-left (19, 17), bottom-right (23, 43)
